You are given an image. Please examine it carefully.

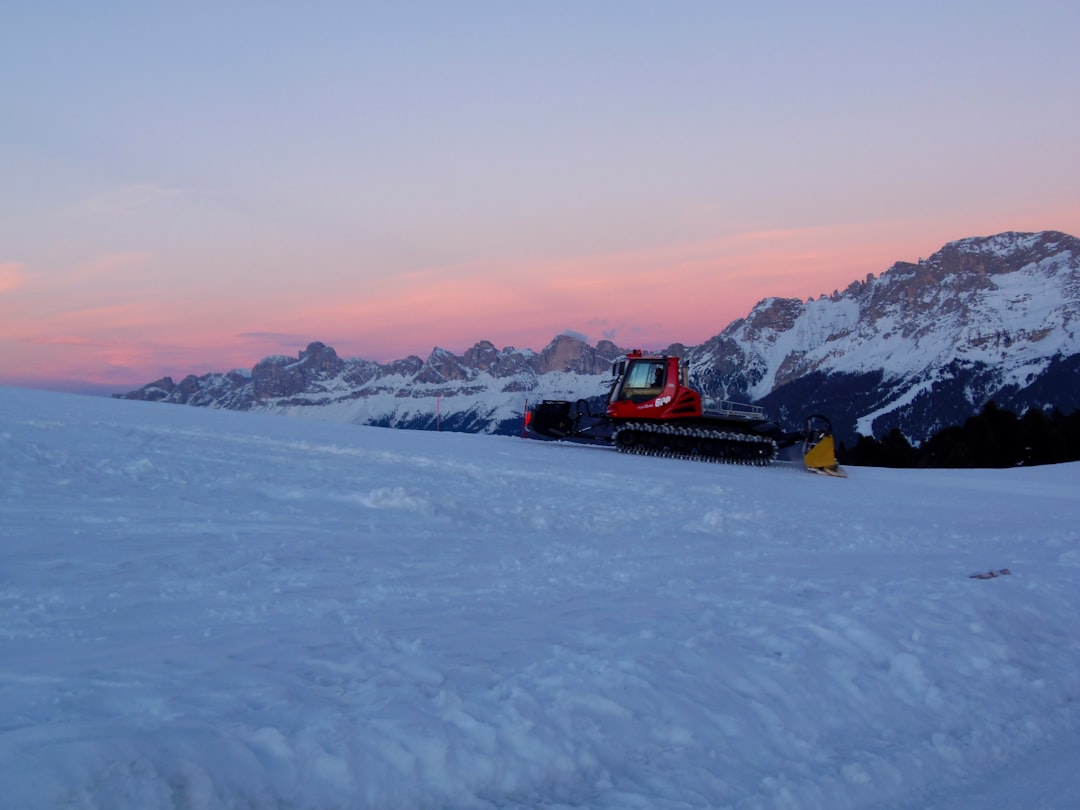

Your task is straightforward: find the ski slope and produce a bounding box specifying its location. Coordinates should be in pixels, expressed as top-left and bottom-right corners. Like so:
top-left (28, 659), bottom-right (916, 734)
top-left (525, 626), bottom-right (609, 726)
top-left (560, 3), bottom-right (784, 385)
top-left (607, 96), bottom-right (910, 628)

top-left (2, 387), bottom-right (1078, 809)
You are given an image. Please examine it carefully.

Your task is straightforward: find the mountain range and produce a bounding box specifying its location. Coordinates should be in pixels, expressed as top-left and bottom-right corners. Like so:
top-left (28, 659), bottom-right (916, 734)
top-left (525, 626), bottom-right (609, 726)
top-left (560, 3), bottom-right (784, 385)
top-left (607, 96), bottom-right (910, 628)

top-left (118, 230), bottom-right (1080, 447)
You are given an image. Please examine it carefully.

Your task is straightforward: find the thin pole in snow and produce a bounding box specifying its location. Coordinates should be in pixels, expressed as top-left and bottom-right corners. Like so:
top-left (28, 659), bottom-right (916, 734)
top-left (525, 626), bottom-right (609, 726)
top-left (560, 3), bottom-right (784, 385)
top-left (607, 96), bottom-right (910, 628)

top-left (437, 394), bottom-right (441, 432)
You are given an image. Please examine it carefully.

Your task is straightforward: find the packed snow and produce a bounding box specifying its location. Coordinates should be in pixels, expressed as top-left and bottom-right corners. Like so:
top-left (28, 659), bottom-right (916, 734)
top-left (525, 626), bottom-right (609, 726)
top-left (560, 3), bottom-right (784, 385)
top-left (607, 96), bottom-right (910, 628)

top-left (2, 387), bottom-right (1079, 809)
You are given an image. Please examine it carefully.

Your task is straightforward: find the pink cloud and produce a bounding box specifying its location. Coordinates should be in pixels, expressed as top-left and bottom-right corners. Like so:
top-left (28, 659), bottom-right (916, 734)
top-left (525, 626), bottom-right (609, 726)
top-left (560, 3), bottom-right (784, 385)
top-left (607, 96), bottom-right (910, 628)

top-left (0, 263), bottom-right (25, 296)
top-left (3, 209), bottom-right (1078, 391)
top-left (26, 335), bottom-right (101, 347)
top-left (70, 252), bottom-right (155, 280)
top-left (228, 212), bottom-right (1080, 362)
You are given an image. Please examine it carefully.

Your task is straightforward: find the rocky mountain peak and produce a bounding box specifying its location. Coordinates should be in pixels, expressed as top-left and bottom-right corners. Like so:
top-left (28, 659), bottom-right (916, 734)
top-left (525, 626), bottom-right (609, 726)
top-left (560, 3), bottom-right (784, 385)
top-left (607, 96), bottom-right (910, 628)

top-left (298, 341), bottom-right (345, 376)
top-left (535, 334), bottom-right (617, 375)
top-left (743, 297), bottom-right (806, 337)
top-left (416, 347), bottom-right (470, 385)
top-left (462, 340), bottom-right (499, 370)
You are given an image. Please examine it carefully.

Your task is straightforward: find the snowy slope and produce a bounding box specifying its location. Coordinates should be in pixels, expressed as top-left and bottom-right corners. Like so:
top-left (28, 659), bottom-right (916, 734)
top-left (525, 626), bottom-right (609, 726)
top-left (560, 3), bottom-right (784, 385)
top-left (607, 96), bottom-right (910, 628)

top-left (2, 388), bottom-right (1079, 809)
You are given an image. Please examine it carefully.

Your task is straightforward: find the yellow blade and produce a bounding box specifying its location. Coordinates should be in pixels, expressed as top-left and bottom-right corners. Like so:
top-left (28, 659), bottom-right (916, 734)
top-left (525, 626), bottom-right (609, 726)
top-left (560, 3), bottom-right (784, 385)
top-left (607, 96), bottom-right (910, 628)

top-left (804, 433), bottom-right (841, 473)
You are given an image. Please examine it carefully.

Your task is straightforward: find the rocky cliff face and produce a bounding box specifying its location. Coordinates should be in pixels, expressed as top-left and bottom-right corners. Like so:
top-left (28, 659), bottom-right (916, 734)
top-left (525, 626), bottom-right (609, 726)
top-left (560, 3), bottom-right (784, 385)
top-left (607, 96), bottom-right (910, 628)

top-left (119, 231), bottom-right (1080, 445)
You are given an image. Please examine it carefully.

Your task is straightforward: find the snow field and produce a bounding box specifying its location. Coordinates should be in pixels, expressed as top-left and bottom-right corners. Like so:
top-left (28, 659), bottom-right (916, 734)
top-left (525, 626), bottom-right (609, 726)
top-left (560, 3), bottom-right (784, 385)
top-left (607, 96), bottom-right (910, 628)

top-left (1, 387), bottom-right (1078, 808)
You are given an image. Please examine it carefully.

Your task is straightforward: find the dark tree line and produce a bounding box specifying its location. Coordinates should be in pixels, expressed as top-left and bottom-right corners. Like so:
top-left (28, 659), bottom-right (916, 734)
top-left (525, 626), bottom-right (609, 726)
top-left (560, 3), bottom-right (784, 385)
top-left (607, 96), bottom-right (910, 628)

top-left (839, 402), bottom-right (1080, 468)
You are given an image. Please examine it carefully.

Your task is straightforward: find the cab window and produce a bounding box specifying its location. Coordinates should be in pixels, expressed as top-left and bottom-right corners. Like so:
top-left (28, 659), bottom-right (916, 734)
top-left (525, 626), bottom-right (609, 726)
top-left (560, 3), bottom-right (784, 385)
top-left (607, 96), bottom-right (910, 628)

top-left (615, 360), bottom-right (666, 403)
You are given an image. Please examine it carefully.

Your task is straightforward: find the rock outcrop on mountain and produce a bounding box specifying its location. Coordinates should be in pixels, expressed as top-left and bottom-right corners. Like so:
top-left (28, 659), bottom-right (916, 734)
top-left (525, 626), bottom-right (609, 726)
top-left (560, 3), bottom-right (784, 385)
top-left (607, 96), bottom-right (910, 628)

top-left (119, 231), bottom-right (1080, 446)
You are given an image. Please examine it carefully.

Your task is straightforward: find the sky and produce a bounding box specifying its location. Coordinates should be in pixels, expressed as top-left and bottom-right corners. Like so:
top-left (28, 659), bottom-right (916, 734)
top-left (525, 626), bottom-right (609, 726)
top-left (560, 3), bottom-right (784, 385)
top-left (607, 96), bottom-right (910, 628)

top-left (3, 1), bottom-right (1079, 394)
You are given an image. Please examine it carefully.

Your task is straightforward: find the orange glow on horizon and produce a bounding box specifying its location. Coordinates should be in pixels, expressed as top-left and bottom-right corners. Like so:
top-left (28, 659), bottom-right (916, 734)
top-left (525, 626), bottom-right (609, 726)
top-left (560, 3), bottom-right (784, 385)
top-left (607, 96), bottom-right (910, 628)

top-left (2, 211), bottom-right (1078, 392)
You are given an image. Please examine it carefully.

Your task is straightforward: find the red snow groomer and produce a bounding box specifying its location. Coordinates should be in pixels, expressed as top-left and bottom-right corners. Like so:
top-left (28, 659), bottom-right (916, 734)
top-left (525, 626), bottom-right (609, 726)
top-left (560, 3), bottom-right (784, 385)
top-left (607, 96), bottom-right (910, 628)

top-left (525, 350), bottom-right (845, 476)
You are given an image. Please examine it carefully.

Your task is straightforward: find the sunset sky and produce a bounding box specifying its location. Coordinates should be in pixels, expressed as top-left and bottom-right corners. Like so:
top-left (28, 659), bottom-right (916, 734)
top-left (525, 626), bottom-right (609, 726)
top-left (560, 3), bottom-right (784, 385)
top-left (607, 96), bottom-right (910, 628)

top-left (3, 2), bottom-right (1079, 394)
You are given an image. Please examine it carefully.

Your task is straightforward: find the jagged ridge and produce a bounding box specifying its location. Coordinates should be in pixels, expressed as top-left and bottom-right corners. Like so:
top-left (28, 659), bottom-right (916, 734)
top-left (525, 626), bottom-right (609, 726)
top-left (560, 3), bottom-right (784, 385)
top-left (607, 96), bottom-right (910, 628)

top-left (119, 335), bottom-right (629, 435)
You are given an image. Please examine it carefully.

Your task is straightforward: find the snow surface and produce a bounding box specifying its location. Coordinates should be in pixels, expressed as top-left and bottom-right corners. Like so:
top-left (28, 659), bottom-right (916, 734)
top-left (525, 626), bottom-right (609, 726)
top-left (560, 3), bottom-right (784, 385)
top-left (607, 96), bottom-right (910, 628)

top-left (2, 387), bottom-right (1079, 809)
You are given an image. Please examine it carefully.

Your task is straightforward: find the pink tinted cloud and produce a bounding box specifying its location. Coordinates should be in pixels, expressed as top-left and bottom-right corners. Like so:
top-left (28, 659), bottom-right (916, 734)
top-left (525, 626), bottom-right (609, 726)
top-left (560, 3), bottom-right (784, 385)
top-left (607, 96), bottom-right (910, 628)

top-left (28, 335), bottom-right (99, 347)
top-left (316, 205), bottom-right (1080, 359)
top-left (69, 251), bottom-right (156, 281)
top-left (0, 254), bottom-right (194, 388)
top-left (218, 211), bottom-right (1080, 367)
top-left (296, 225), bottom-right (905, 357)
top-left (3, 208), bottom-right (1079, 391)
top-left (0, 263), bottom-right (26, 295)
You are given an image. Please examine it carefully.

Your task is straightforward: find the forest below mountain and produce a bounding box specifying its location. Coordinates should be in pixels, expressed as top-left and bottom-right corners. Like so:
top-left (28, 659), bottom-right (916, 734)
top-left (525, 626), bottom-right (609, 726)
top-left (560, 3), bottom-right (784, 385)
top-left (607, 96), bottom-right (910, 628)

top-left (840, 402), bottom-right (1080, 468)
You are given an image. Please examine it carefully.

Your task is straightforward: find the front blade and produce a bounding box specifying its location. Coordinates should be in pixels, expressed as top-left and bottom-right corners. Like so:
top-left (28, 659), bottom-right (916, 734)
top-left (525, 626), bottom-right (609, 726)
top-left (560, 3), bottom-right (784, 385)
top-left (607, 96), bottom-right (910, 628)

top-left (804, 433), bottom-right (847, 477)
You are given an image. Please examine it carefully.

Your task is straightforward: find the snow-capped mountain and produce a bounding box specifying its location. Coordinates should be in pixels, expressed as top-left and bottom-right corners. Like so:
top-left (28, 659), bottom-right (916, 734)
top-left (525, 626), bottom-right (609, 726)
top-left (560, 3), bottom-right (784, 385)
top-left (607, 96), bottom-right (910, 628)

top-left (119, 231), bottom-right (1080, 445)
top-left (693, 230), bottom-right (1080, 444)
top-left (120, 335), bottom-right (628, 436)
